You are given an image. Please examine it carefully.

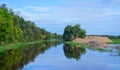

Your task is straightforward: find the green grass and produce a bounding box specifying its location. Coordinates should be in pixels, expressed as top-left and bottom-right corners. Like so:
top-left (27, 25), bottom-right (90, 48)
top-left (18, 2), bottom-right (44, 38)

top-left (111, 39), bottom-right (120, 44)
top-left (65, 41), bottom-right (80, 45)
top-left (0, 41), bottom-right (42, 53)
top-left (64, 41), bottom-right (85, 47)
top-left (0, 39), bottom-right (61, 53)
top-left (46, 39), bottom-right (62, 42)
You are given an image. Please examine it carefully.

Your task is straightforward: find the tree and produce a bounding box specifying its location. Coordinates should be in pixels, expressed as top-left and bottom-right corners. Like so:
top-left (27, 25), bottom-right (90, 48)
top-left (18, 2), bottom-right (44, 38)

top-left (0, 7), bottom-right (14, 43)
top-left (79, 29), bottom-right (86, 38)
top-left (63, 24), bottom-right (86, 41)
top-left (0, 5), bottom-right (62, 45)
top-left (63, 25), bottom-right (74, 41)
top-left (73, 24), bottom-right (81, 39)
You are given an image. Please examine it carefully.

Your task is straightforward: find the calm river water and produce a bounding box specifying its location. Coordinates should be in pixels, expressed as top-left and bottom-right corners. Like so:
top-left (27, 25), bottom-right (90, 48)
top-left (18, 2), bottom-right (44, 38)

top-left (0, 42), bottom-right (120, 70)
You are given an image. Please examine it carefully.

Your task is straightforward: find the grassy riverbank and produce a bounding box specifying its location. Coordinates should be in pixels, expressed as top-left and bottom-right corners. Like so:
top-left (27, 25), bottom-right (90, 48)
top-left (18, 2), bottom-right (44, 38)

top-left (111, 39), bottom-right (120, 44)
top-left (64, 41), bottom-right (85, 47)
top-left (0, 39), bottom-right (61, 53)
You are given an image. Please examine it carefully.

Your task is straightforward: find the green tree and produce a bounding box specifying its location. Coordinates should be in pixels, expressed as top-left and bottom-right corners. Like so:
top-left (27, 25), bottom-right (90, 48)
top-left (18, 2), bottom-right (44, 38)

top-left (0, 7), bottom-right (14, 44)
top-left (63, 25), bottom-right (74, 41)
top-left (63, 24), bottom-right (86, 41)
top-left (0, 5), bottom-right (62, 45)
top-left (79, 29), bottom-right (86, 38)
top-left (73, 24), bottom-right (81, 39)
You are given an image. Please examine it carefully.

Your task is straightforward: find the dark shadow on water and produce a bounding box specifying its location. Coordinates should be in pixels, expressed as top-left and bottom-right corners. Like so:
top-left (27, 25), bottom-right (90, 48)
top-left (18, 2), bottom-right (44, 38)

top-left (63, 44), bottom-right (86, 61)
top-left (0, 41), bottom-right (61, 70)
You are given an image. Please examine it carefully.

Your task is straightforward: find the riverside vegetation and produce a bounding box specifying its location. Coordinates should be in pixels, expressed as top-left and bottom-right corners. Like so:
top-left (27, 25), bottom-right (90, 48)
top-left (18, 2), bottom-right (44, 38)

top-left (63, 24), bottom-right (120, 50)
top-left (0, 4), bottom-right (62, 48)
top-left (0, 3), bottom-right (120, 70)
top-left (63, 24), bottom-right (86, 41)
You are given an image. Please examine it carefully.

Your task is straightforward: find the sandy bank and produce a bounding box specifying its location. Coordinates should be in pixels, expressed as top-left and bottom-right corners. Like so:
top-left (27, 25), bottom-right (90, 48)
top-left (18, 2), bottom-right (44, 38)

top-left (73, 36), bottom-right (112, 48)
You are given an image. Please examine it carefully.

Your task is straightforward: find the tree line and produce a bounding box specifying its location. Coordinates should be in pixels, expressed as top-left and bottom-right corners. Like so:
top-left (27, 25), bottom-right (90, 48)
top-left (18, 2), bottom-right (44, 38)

top-left (0, 4), bottom-right (62, 45)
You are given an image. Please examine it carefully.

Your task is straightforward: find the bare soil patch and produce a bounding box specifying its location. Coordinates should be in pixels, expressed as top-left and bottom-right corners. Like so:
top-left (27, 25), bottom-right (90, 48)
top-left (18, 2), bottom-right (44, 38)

top-left (73, 36), bottom-right (112, 48)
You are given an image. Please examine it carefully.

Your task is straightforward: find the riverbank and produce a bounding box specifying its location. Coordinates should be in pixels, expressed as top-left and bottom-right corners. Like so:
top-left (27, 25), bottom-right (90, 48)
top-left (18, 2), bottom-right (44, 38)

top-left (0, 39), bottom-right (61, 53)
top-left (64, 37), bottom-right (120, 52)
top-left (73, 36), bottom-right (112, 48)
top-left (65, 41), bottom-right (113, 52)
top-left (110, 39), bottom-right (120, 44)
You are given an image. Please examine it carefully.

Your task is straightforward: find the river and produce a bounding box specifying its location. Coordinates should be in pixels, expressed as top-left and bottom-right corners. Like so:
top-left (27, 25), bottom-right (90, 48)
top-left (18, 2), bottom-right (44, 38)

top-left (0, 42), bottom-right (120, 70)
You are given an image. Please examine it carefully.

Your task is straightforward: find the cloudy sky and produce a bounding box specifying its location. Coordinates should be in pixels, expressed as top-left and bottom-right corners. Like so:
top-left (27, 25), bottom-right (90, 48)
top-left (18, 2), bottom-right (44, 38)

top-left (1, 0), bottom-right (120, 35)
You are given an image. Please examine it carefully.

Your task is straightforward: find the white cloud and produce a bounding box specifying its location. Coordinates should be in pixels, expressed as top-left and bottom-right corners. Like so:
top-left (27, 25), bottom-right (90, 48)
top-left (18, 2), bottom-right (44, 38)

top-left (22, 6), bottom-right (54, 12)
top-left (13, 1), bottom-right (120, 24)
top-left (104, 10), bottom-right (120, 16)
top-left (12, 0), bottom-right (120, 35)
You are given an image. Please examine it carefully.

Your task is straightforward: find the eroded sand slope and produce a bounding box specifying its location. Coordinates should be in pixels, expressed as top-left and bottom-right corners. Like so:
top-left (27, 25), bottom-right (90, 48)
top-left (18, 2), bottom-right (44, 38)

top-left (73, 36), bottom-right (112, 48)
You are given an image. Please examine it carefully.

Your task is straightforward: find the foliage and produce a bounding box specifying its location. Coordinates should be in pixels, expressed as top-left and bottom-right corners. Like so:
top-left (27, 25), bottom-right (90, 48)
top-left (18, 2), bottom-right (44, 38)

top-left (0, 39), bottom-right (61, 52)
top-left (0, 5), bottom-right (62, 45)
top-left (0, 6), bottom-right (20, 44)
top-left (111, 39), bottom-right (120, 44)
top-left (63, 24), bottom-right (86, 41)
top-left (79, 29), bottom-right (86, 38)
top-left (63, 25), bottom-right (74, 41)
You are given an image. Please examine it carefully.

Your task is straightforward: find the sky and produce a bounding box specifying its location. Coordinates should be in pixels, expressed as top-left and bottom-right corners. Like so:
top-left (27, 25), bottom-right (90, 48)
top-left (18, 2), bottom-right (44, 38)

top-left (1, 0), bottom-right (120, 35)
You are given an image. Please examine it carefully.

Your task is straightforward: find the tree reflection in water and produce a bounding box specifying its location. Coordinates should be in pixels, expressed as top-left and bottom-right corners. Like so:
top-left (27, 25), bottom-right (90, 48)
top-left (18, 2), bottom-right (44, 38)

top-left (0, 41), bottom-right (61, 70)
top-left (63, 44), bottom-right (86, 61)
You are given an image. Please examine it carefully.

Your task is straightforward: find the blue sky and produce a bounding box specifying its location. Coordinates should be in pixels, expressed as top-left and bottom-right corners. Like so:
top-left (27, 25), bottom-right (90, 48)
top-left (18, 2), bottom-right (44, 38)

top-left (1, 0), bottom-right (120, 35)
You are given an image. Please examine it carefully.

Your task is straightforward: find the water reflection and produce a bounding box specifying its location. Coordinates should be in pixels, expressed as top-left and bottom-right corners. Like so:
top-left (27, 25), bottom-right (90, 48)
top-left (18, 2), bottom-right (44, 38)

top-left (106, 44), bottom-right (120, 57)
top-left (63, 44), bottom-right (86, 60)
top-left (0, 41), bottom-right (61, 70)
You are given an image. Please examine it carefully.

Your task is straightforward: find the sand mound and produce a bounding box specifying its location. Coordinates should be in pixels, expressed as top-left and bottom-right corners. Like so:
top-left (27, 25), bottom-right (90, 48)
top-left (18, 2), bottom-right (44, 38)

top-left (73, 36), bottom-right (112, 48)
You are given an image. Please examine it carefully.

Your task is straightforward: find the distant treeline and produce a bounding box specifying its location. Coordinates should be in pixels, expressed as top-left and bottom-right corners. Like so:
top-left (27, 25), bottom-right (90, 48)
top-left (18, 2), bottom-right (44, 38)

top-left (87, 35), bottom-right (120, 39)
top-left (0, 4), bottom-right (62, 45)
